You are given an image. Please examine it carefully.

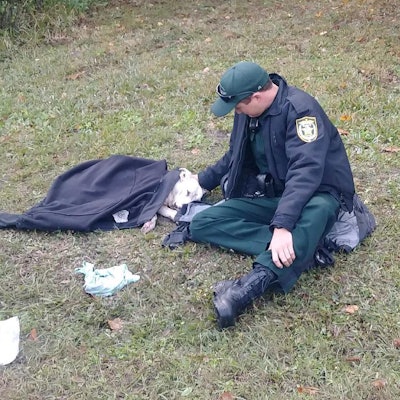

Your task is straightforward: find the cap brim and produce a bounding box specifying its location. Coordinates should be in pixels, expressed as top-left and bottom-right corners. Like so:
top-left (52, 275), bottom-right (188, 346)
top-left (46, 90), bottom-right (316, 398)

top-left (211, 97), bottom-right (237, 117)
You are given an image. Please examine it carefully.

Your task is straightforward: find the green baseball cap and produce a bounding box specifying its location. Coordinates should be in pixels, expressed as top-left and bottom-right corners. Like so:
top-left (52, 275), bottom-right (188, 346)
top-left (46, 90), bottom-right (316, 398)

top-left (211, 61), bottom-right (270, 117)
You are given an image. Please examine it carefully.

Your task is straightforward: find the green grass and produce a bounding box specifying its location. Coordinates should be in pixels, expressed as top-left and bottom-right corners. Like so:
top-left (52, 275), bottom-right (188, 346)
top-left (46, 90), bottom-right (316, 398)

top-left (1, 0), bottom-right (400, 399)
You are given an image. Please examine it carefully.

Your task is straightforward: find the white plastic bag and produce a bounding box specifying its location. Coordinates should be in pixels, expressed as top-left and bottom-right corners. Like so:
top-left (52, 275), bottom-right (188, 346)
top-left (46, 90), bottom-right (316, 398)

top-left (0, 316), bottom-right (20, 366)
top-left (75, 262), bottom-right (140, 297)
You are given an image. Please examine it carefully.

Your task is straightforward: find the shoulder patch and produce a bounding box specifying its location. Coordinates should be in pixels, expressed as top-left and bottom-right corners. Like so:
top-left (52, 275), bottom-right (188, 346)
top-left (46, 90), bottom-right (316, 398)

top-left (296, 116), bottom-right (318, 142)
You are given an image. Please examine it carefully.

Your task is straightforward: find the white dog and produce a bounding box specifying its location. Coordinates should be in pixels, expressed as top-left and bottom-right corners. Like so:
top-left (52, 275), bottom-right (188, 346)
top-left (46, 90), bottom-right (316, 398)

top-left (141, 168), bottom-right (205, 233)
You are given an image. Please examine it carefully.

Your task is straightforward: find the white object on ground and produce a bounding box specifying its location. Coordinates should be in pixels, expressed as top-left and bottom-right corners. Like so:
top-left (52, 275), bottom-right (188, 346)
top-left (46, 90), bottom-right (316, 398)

top-left (0, 316), bottom-right (20, 366)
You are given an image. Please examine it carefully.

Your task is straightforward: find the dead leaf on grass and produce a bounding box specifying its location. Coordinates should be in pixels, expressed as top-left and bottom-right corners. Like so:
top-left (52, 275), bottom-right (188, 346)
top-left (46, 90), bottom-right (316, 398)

top-left (107, 318), bottom-right (124, 331)
top-left (223, 31), bottom-right (239, 39)
top-left (372, 378), bottom-right (387, 389)
top-left (66, 71), bottom-right (86, 80)
top-left (219, 392), bottom-right (234, 400)
top-left (382, 146), bottom-right (400, 153)
top-left (343, 304), bottom-right (359, 314)
top-left (28, 328), bottom-right (38, 341)
top-left (337, 128), bottom-right (349, 136)
top-left (345, 355), bottom-right (361, 362)
top-left (340, 114), bottom-right (352, 121)
top-left (297, 385), bottom-right (320, 395)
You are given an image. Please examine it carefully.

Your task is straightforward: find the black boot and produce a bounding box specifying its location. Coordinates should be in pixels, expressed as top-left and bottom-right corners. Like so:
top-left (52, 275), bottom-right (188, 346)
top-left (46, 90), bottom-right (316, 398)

top-left (213, 263), bottom-right (276, 329)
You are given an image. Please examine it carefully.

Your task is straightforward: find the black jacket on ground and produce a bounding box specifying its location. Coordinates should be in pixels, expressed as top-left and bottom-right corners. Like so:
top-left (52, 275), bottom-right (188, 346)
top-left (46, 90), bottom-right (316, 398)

top-left (0, 155), bottom-right (180, 232)
top-left (198, 74), bottom-right (355, 232)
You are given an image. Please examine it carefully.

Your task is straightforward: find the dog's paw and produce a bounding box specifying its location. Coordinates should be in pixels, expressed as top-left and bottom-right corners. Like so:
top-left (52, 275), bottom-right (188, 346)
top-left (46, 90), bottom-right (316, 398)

top-left (141, 216), bottom-right (157, 233)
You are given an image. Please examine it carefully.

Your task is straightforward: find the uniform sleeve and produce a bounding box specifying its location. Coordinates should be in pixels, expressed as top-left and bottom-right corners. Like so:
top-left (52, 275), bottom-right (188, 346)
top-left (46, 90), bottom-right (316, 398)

top-left (270, 103), bottom-right (333, 231)
top-left (198, 149), bottom-right (232, 191)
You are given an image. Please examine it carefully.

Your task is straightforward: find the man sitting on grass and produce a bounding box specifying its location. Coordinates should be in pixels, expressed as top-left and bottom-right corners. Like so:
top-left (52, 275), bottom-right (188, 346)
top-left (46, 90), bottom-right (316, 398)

top-left (189, 61), bottom-right (355, 329)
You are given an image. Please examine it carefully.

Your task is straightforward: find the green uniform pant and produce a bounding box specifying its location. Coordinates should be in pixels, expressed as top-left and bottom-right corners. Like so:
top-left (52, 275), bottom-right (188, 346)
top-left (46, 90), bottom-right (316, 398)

top-left (190, 193), bottom-right (339, 293)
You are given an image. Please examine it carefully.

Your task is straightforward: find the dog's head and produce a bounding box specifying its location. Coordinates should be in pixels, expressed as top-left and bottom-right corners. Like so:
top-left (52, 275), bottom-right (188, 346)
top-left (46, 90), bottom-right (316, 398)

top-left (164, 168), bottom-right (205, 210)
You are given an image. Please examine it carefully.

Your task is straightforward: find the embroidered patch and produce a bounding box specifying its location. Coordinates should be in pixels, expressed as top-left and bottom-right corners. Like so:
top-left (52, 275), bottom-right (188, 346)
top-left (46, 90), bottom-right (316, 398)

top-left (296, 116), bottom-right (318, 142)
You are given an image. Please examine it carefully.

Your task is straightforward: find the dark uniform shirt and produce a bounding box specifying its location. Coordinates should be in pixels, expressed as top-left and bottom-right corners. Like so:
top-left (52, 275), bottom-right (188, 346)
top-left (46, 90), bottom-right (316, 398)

top-left (249, 117), bottom-right (269, 174)
top-left (198, 73), bottom-right (355, 232)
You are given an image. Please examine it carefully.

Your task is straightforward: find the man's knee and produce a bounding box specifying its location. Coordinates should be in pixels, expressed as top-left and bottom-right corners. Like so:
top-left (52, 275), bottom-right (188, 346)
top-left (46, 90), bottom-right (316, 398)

top-left (190, 210), bottom-right (212, 242)
top-left (305, 193), bottom-right (339, 219)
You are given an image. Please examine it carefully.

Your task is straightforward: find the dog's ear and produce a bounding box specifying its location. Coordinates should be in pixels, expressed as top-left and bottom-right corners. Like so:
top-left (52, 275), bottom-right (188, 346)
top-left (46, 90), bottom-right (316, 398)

top-left (178, 168), bottom-right (190, 181)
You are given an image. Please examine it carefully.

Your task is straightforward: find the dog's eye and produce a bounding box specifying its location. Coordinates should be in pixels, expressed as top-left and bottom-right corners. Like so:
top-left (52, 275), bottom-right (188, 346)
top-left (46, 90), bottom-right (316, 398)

top-left (186, 190), bottom-right (191, 197)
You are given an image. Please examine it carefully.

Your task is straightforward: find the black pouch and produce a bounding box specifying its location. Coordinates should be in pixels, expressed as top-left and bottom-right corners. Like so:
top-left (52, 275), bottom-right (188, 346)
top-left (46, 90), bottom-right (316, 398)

top-left (243, 173), bottom-right (277, 198)
top-left (257, 174), bottom-right (276, 198)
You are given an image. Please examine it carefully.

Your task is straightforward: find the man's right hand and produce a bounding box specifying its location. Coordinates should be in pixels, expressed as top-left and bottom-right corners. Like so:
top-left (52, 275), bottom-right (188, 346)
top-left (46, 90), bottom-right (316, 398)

top-left (268, 227), bottom-right (296, 268)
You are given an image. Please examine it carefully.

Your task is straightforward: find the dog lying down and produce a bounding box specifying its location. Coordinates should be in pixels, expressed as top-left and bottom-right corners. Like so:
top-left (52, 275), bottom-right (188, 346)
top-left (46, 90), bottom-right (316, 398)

top-left (141, 168), bottom-right (205, 233)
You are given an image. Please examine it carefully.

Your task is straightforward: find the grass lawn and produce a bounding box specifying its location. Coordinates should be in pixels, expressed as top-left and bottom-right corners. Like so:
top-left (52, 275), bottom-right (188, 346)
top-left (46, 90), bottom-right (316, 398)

top-left (0, 0), bottom-right (399, 399)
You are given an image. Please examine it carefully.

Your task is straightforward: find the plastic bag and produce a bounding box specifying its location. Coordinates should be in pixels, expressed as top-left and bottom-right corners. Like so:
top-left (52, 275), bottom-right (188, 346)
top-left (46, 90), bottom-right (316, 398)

top-left (0, 316), bottom-right (20, 366)
top-left (75, 262), bottom-right (140, 297)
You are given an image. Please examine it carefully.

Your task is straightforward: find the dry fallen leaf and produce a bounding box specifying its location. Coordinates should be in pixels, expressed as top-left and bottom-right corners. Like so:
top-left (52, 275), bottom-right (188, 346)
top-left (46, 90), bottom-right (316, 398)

top-left (219, 392), bottom-right (234, 400)
top-left (28, 328), bottom-right (38, 341)
top-left (107, 318), bottom-right (124, 331)
top-left (345, 355), bottom-right (361, 362)
top-left (340, 114), bottom-right (352, 121)
top-left (372, 378), bottom-right (387, 389)
top-left (382, 146), bottom-right (400, 153)
top-left (343, 304), bottom-right (359, 314)
top-left (223, 31), bottom-right (239, 40)
top-left (337, 128), bottom-right (349, 136)
top-left (297, 386), bottom-right (320, 395)
top-left (66, 71), bottom-right (86, 80)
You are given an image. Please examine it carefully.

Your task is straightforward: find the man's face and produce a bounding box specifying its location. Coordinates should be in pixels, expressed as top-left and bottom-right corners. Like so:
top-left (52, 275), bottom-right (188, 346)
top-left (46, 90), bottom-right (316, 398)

top-left (234, 94), bottom-right (264, 117)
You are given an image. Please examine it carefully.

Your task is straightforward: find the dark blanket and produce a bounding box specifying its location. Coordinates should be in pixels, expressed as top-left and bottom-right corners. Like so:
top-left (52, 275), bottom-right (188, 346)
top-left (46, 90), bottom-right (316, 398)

top-left (0, 155), bottom-right (180, 232)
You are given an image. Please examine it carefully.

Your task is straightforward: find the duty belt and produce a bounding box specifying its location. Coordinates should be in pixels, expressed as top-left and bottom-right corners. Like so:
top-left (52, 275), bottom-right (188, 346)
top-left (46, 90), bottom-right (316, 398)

top-left (244, 173), bottom-right (280, 198)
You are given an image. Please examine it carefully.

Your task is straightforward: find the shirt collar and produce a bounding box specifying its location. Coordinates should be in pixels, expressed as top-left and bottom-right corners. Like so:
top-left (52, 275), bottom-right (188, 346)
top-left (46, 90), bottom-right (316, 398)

top-left (262, 73), bottom-right (287, 117)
